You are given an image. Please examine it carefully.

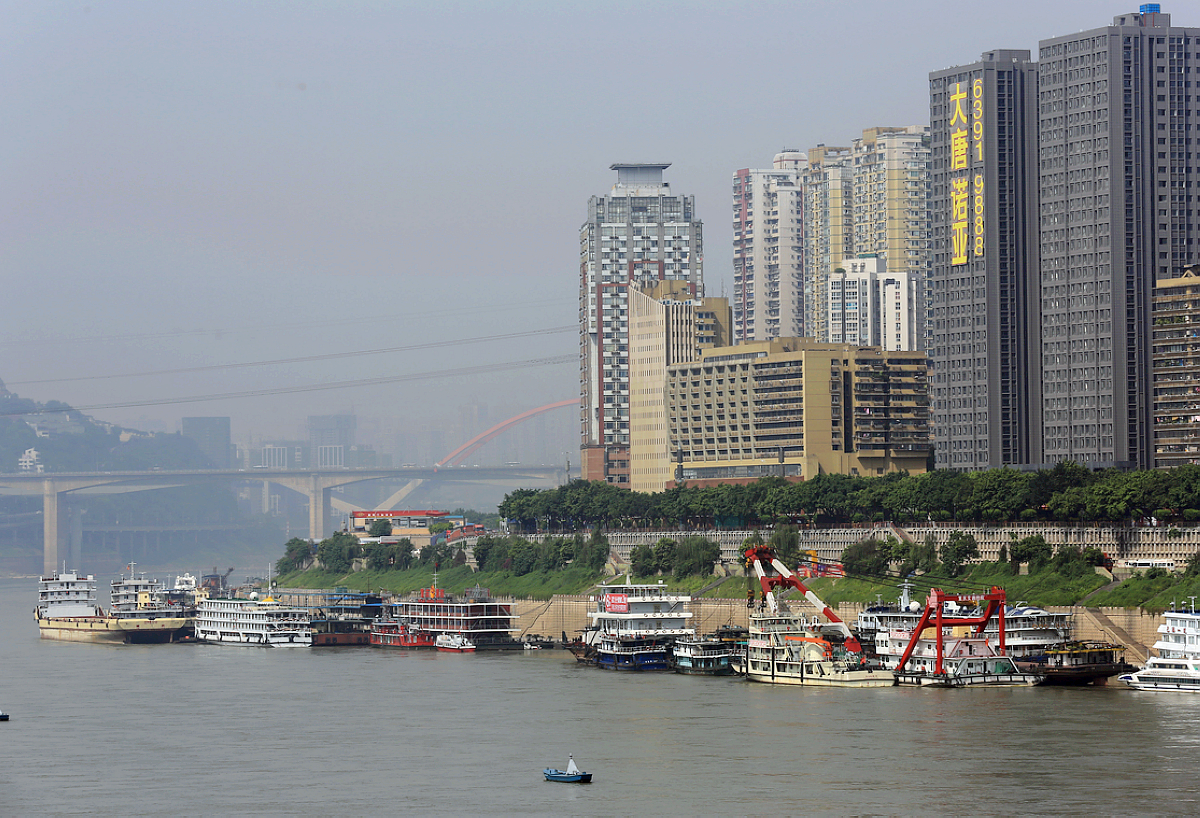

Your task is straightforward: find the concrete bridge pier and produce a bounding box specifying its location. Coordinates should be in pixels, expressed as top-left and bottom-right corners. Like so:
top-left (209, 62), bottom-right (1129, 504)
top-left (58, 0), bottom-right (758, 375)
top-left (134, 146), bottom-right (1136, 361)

top-left (43, 479), bottom-right (65, 575)
top-left (309, 474), bottom-right (331, 542)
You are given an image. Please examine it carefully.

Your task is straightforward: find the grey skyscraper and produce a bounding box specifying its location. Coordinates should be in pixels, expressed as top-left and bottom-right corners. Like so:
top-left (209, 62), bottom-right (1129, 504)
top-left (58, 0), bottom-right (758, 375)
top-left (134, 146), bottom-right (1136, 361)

top-left (929, 50), bottom-right (1041, 469)
top-left (579, 164), bottom-right (703, 485)
top-left (1038, 6), bottom-right (1199, 468)
top-left (181, 417), bottom-right (233, 469)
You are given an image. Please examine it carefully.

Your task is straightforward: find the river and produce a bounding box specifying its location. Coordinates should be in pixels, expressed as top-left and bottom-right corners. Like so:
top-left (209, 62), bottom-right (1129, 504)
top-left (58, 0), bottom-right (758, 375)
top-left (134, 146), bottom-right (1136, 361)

top-left (2, 576), bottom-right (1199, 816)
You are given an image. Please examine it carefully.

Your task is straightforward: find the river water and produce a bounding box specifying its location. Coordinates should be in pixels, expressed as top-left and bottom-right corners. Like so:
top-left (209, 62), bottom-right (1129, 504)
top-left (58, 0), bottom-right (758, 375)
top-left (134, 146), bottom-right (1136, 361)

top-left (3, 575), bottom-right (1199, 817)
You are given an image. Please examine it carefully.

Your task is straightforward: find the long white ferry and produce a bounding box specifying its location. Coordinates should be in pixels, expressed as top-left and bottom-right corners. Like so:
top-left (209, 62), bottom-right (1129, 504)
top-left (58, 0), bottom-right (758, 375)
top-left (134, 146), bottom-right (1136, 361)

top-left (35, 569), bottom-right (190, 644)
top-left (1120, 605), bottom-right (1200, 692)
top-left (195, 596), bottom-right (312, 647)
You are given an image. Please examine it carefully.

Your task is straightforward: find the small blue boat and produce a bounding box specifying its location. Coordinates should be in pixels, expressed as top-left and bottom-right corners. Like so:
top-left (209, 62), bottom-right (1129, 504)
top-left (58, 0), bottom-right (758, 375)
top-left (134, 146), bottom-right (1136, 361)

top-left (543, 755), bottom-right (591, 783)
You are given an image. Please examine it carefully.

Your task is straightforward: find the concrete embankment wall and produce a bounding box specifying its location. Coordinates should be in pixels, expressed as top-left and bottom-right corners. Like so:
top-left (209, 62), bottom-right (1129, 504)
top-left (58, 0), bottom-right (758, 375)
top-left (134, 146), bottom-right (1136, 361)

top-left (469, 524), bottom-right (1200, 567)
top-left (516, 596), bottom-right (1165, 661)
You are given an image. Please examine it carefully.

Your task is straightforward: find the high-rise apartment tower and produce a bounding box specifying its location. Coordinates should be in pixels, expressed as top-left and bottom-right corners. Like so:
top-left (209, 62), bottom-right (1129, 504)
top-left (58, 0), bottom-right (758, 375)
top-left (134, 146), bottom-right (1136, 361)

top-left (1038, 6), bottom-right (1200, 468)
top-left (580, 164), bottom-right (703, 484)
top-left (929, 50), bottom-right (1041, 469)
top-left (732, 152), bottom-right (806, 342)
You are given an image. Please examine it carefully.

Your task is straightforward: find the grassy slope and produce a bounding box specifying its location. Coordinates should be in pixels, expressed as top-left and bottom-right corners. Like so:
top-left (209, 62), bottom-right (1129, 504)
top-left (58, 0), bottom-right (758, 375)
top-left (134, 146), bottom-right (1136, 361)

top-left (278, 561), bottom-right (1198, 610)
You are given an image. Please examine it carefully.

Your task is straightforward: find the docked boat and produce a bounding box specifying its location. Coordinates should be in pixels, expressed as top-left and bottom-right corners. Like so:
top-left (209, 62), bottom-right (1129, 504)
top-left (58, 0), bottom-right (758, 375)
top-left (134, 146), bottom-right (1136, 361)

top-left (194, 595), bottom-right (312, 647)
top-left (1120, 606), bottom-right (1200, 692)
top-left (543, 756), bottom-right (591, 784)
top-left (369, 619), bottom-right (436, 649)
top-left (670, 637), bottom-right (736, 676)
top-left (435, 633), bottom-right (477, 652)
top-left (588, 578), bottom-right (693, 671)
top-left (35, 569), bottom-right (191, 644)
top-left (385, 582), bottom-right (520, 650)
top-left (742, 545), bottom-right (893, 687)
top-left (310, 590), bottom-right (382, 646)
top-left (745, 609), bottom-right (894, 687)
top-left (892, 587), bottom-right (1045, 687)
top-left (1015, 641), bottom-right (1137, 685)
top-left (860, 583), bottom-right (1073, 667)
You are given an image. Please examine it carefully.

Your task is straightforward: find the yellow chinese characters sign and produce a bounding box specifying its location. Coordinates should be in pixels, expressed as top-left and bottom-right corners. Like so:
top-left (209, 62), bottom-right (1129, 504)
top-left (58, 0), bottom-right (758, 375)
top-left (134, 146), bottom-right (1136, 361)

top-left (951, 78), bottom-right (985, 265)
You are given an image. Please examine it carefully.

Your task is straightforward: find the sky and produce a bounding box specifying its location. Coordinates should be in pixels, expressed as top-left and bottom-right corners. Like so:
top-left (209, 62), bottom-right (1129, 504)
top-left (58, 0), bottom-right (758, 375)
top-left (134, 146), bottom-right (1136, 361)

top-left (1, 0), bottom-right (1125, 456)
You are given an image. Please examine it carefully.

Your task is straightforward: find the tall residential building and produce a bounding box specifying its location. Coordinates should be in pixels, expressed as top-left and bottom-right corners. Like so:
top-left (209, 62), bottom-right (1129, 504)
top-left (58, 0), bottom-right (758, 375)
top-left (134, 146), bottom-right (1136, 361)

top-left (732, 151), bottom-right (806, 342)
top-left (803, 146), bottom-right (855, 343)
top-left (1039, 7), bottom-right (1199, 468)
top-left (580, 163), bottom-right (703, 485)
top-left (929, 49), bottom-right (1041, 470)
top-left (850, 126), bottom-right (932, 344)
top-left (628, 282), bottom-right (733, 492)
top-left (181, 417), bottom-right (233, 469)
top-left (827, 256), bottom-right (920, 351)
top-left (308, 414), bottom-right (356, 468)
top-left (1151, 264), bottom-right (1200, 467)
top-left (664, 339), bottom-right (931, 485)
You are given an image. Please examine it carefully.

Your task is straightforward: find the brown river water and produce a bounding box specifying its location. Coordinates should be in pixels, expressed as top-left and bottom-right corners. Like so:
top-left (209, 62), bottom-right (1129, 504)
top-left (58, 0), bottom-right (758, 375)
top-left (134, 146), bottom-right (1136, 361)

top-left (2, 576), bottom-right (1198, 816)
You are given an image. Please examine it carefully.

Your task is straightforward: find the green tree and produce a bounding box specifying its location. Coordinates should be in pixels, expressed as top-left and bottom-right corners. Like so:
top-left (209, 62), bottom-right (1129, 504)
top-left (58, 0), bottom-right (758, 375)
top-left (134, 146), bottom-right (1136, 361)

top-left (630, 543), bottom-right (656, 576)
top-left (1010, 534), bottom-right (1053, 572)
top-left (316, 532), bottom-right (359, 574)
top-left (276, 537), bottom-right (312, 574)
top-left (769, 525), bottom-right (800, 568)
top-left (841, 538), bottom-right (890, 578)
top-left (939, 530), bottom-right (979, 577)
top-left (367, 518), bottom-right (392, 538)
top-left (674, 535), bottom-right (720, 577)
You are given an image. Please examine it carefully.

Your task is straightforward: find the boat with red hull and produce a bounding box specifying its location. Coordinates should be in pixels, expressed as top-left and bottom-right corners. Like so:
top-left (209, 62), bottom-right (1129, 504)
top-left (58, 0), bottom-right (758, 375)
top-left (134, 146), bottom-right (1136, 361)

top-left (370, 620), bottom-right (436, 649)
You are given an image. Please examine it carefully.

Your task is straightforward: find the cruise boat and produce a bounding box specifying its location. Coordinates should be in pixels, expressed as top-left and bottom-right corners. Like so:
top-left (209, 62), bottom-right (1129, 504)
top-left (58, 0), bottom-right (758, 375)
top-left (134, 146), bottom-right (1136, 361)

top-left (1119, 605), bottom-right (1200, 692)
top-left (385, 582), bottom-right (520, 650)
top-left (742, 545), bottom-right (893, 687)
top-left (588, 577), bottom-right (694, 671)
top-left (892, 587), bottom-right (1044, 687)
top-left (194, 595), bottom-right (312, 647)
top-left (670, 638), bottom-right (735, 676)
top-left (35, 569), bottom-right (191, 644)
top-left (434, 633), bottom-right (477, 653)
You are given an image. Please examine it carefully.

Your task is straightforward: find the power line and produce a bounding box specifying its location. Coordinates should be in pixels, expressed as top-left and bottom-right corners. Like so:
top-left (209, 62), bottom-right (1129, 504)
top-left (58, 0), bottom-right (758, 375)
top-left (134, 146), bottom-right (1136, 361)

top-left (2, 355), bottom-right (576, 417)
top-left (0, 296), bottom-right (576, 349)
top-left (8, 325), bottom-right (576, 386)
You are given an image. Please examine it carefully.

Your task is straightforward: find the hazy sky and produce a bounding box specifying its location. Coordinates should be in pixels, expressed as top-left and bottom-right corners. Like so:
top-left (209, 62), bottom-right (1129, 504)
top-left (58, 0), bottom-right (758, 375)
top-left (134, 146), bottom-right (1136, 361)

top-left (2, 0), bottom-right (1121, 450)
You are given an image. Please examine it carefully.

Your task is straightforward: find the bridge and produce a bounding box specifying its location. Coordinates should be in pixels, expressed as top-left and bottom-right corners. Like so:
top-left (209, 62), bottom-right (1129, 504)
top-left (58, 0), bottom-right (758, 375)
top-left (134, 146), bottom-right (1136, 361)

top-left (0, 464), bottom-right (566, 573)
top-left (0, 399), bottom-right (577, 572)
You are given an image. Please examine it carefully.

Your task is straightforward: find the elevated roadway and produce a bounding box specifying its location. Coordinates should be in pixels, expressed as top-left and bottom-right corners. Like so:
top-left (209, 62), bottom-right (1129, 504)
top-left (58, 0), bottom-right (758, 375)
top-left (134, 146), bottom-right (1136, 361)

top-left (0, 464), bottom-right (565, 573)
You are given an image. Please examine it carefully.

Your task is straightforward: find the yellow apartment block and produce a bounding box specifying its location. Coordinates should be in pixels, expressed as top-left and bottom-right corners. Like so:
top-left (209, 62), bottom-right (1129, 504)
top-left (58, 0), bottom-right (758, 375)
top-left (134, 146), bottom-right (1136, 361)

top-left (629, 282), bottom-right (733, 493)
top-left (632, 338), bottom-right (931, 491)
top-left (1152, 264), bottom-right (1200, 468)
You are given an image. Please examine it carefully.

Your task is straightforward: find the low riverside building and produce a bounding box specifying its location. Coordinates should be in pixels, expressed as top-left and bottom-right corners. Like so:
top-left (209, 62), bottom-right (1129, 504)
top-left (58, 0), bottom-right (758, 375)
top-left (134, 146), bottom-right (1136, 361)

top-left (636, 339), bottom-right (930, 489)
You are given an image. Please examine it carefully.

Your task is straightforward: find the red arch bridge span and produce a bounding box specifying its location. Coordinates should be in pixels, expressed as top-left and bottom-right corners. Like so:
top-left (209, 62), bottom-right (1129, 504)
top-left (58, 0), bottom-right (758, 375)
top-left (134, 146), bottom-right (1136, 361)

top-left (0, 400), bottom-right (576, 573)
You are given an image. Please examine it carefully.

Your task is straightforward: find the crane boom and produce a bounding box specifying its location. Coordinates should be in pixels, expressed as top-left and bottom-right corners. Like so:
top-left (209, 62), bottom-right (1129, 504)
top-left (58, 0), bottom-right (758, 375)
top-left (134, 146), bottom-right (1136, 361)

top-left (744, 544), bottom-right (861, 653)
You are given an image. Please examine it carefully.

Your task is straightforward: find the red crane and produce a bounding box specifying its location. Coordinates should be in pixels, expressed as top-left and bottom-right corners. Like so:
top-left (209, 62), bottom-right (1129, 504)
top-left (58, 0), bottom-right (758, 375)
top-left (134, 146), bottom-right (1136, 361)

top-left (743, 544), bottom-right (862, 654)
top-left (894, 586), bottom-right (1008, 676)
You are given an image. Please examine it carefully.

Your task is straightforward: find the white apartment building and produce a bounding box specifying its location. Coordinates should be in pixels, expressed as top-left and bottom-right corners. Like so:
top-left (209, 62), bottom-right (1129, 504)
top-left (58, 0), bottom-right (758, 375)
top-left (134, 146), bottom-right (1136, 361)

top-left (580, 164), bottom-right (703, 484)
top-left (827, 256), bottom-right (919, 351)
top-left (732, 151), bottom-right (806, 342)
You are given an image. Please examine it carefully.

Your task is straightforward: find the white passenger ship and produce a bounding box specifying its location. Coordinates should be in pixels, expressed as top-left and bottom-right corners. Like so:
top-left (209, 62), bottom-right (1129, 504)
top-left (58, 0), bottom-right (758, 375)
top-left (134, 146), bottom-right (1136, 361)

top-left (195, 596), bottom-right (312, 647)
top-left (1120, 604), bottom-right (1200, 692)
